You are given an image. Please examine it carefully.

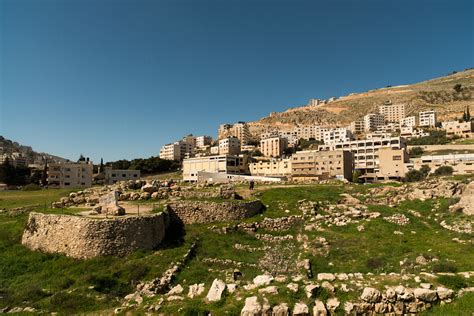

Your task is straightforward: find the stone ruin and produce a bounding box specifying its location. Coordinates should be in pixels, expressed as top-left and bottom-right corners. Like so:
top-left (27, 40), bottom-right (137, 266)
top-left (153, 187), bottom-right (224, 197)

top-left (92, 190), bottom-right (125, 216)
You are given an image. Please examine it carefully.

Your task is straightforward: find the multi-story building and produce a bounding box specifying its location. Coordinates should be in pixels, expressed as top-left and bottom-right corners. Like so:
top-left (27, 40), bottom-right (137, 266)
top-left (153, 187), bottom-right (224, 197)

top-left (318, 136), bottom-right (406, 174)
top-left (348, 120), bottom-right (365, 134)
top-left (0, 153), bottom-right (29, 167)
top-left (218, 122), bottom-right (251, 145)
top-left (159, 143), bottom-right (181, 161)
top-left (377, 148), bottom-right (410, 180)
top-left (196, 136), bottom-right (213, 148)
top-left (378, 102), bottom-right (406, 123)
top-left (182, 155), bottom-right (250, 182)
top-left (400, 116), bottom-right (416, 127)
top-left (322, 128), bottom-right (353, 145)
top-left (104, 167), bottom-right (140, 184)
top-left (400, 126), bottom-right (429, 140)
top-left (308, 99), bottom-right (323, 107)
top-left (291, 150), bottom-right (353, 181)
top-left (375, 123), bottom-right (399, 134)
top-left (441, 121), bottom-right (474, 138)
top-left (413, 154), bottom-right (474, 175)
top-left (419, 110), bottom-right (437, 127)
top-left (364, 113), bottom-right (385, 132)
top-left (47, 160), bottom-right (93, 188)
top-left (219, 137), bottom-right (241, 155)
top-left (260, 136), bottom-right (288, 157)
top-left (249, 158), bottom-right (292, 178)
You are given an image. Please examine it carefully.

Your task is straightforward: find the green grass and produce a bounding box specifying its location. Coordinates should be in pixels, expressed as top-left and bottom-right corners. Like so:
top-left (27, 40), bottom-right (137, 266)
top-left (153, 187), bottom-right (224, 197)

top-left (423, 292), bottom-right (474, 315)
top-left (0, 189), bottom-right (75, 210)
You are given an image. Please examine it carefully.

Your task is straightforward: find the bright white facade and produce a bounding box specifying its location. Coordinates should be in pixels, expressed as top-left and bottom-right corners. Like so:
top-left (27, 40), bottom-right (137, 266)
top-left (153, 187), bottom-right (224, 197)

top-left (322, 128), bottom-right (353, 145)
top-left (419, 111), bottom-right (437, 127)
top-left (400, 116), bottom-right (417, 127)
top-left (48, 161), bottom-right (93, 188)
top-left (218, 137), bottom-right (241, 155)
top-left (364, 113), bottom-right (385, 132)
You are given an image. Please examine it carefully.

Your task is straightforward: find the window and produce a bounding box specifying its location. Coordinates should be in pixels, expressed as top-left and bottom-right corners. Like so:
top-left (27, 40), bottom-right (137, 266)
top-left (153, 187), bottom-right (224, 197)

top-left (393, 156), bottom-right (402, 161)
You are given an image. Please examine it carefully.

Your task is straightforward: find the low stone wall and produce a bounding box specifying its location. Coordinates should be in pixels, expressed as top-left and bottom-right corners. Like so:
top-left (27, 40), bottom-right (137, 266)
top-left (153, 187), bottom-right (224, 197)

top-left (22, 212), bottom-right (169, 259)
top-left (165, 200), bottom-right (264, 224)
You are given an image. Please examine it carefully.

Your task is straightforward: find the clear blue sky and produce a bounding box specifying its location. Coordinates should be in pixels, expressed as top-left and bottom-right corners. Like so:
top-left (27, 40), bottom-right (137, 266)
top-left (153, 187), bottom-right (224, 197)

top-left (1, 0), bottom-right (473, 162)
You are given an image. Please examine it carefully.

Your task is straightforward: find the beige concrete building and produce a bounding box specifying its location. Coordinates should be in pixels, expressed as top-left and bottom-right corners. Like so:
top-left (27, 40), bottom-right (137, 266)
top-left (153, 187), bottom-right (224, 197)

top-left (218, 122), bottom-right (251, 144)
top-left (260, 136), bottom-right (288, 157)
top-left (159, 143), bottom-right (181, 161)
top-left (377, 148), bottom-right (410, 179)
top-left (379, 102), bottom-right (406, 123)
top-left (419, 110), bottom-right (437, 127)
top-left (322, 128), bottom-right (353, 145)
top-left (291, 150), bottom-right (353, 181)
top-left (413, 153), bottom-right (474, 175)
top-left (349, 120), bottom-right (365, 134)
top-left (400, 116), bottom-right (416, 127)
top-left (400, 126), bottom-right (429, 140)
top-left (364, 113), bottom-right (385, 132)
top-left (182, 155), bottom-right (250, 182)
top-left (104, 167), bottom-right (140, 184)
top-left (249, 158), bottom-right (292, 178)
top-left (219, 137), bottom-right (241, 155)
top-left (319, 136), bottom-right (407, 174)
top-left (196, 135), bottom-right (213, 148)
top-left (48, 161), bottom-right (93, 188)
top-left (441, 121), bottom-right (474, 138)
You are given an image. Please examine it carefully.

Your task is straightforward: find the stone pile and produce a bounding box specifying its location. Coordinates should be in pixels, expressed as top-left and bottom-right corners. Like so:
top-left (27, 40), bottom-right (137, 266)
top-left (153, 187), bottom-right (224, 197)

top-left (384, 213), bottom-right (410, 226)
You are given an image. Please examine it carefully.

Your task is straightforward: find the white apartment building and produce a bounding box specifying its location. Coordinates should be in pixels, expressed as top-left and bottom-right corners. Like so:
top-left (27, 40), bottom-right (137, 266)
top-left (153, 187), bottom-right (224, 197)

top-left (182, 155), bottom-right (250, 182)
top-left (260, 136), bottom-right (288, 157)
top-left (400, 126), bottom-right (429, 140)
top-left (249, 158), bottom-right (292, 178)
top-left (322, 128), bottom-right (353, 145)
top-left (218, 122), bottom-right (251, 145)
top-left (375, 123), bottom-right (399, 134)
top-left (441, 121), bottom-right (474, 138)
top-left (364, 113), bottom-right (385, 132)
top-left (47, 160), bottom-right (93, 188)
top-left (400, 116), bottom-right (417, 127)
top-left (308, 99), bottom-right (323, 107)
top-left (104, 167), bottom-right (140, 184)
top-left (291, 150), bottom-right (353, 181)
top-left (379, 102), bottom-right (406, 123)
top-left (0, 153), bottom-right (29, 167)
top-left (196, 136), bottom-right (213, 148)
top-left (159, 143), bottom-right (181, 161)
top-left (319, 136), bottom-right (407, 174)
top-left (419, 111), bottom-right (437, 127)
top-left (219, 137), bottom-right (241, 155)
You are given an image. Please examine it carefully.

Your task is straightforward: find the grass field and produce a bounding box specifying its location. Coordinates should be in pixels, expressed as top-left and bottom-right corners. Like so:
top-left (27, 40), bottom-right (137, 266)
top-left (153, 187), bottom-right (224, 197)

top-left (0, 183), bottom-right (473, 314)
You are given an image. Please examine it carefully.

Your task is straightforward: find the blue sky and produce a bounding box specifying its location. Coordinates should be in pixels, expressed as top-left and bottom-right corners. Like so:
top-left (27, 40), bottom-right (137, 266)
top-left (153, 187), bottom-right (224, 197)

top-left (1, 0), bottom-right (473, 162)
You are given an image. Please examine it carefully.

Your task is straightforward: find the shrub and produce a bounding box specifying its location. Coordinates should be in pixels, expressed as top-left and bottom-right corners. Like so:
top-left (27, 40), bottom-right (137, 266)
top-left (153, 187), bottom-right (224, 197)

top-left (433, 262), bottom-right (458, 273)
top-left (405, 170), bottom-right (425, 182)
top-left (22, 184), bottom-right (41, 191)
top-left (352, 170), bottom-right (362, 183)
top-left (367, 257), bottom-right (385, 270)
top-left (420, 165), bottom-right (431, 177)
top-left (434, 166), bottom-right (454, 176)
top-left (408, 147), bottom-right (424, 158)
top-left (437, 275), bottom-right (468, 290)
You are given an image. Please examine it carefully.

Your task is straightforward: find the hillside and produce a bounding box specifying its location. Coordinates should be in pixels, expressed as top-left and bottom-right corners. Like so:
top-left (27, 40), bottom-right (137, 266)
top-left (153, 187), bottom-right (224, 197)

top-left (249, 68), bottom-right (474, 134)
top-left (0, 136), bottom-right (67, 164)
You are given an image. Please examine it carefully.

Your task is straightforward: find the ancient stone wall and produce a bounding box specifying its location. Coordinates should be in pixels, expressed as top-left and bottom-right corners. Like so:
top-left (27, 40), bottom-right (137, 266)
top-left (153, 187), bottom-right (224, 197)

top-left (22, 212), bottom-right (169, 259)
top-left (165, 200), bottom-right (263, 224)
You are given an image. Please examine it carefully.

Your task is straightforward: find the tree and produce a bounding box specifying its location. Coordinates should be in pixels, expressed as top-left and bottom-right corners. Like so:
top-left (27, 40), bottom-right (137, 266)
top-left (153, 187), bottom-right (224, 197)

top-left (0, 158), bottom-right (15, 185)
top-left (408, 147), bottom-right (424, 158)
top-left (466, 106), bottom-right (471, 121)
top-left (99, 158), bottom-right (104, 173)
top-left (420, 165), bottom-right (431, 177)
top-left (41, 160), bottom-right (48, 186)
top-left (453, 84), bottom-right (462, 93)
top-left (434, 166), bottom-right (454, 176)
top-left (78, 154), bottom-right (86, 162)
top-left (352, 170), bottom-right (362, 183)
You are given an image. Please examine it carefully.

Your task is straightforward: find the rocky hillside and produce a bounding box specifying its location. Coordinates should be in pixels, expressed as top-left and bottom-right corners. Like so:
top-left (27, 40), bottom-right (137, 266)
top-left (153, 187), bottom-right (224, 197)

top-left (249, 68), bottom-right (474, 134)
top-left (0, 136), bottom-right (66, 164)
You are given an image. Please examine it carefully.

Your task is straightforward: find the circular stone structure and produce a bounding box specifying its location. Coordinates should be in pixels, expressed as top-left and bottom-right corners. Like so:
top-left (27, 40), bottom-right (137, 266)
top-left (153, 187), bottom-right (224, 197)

top-left (22, 212), bottom-right (169, 259)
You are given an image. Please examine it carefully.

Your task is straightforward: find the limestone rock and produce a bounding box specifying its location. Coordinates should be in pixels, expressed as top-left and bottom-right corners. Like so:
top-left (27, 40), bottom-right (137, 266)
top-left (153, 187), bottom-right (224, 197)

top-left (304, 284), bottom-right (320, 298)
top-left (141, 184), bottom-right (158, 193)
top-left (313, 299), bottom-right (327, 316)
top-left (326, 297), bottom-right (340, 313)
top-left (436, 286), bottom-right (454, 300)
top-left (317, 273), bottom-right (335, 281)
top-left (414, 288), bottom-right (438, 302)
top-left (272, 303), bottom-right (289, 316)
top-left (187, 283), bottom-right (205, 298)
top-left (253, 274), bottom-right (274, 286)
top-left (361, 287), bottom-right (381, 303)
top-left (206, 279), bottom-right (226, 302)
top-left (293, 302), bottom-right (309, 316)
top-left (287, 283), bottom-right (299, 293)
top-left (258, 286), bottom-right (278, 295)
top-left (167, 284), bottom-right (183, 295)
top-left (452, 181), bottom-right (474, 215)
top-left (241, 296), bottom-right (262, 316)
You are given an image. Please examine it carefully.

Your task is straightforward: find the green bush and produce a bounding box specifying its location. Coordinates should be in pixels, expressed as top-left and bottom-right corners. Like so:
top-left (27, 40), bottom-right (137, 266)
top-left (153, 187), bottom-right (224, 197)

top-left (22, 184), bottom-right (42, 191)
top-left (437, 275), bottom-right (468, 290)
top-left (433, 262), bottom-right (458, 273)
top-left (434, 166), bottom-right (454, 176)
top-left (408, 146), bottom-right (424, 158)
top-left (405, 170), bottom-right (425, 182)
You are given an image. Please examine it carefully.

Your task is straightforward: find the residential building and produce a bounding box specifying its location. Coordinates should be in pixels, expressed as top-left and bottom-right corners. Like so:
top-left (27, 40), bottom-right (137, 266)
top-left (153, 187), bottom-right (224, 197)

top-left (376, 148), bottom-right (410, 180)
top-left (159, 143), bottom-right (181, 161)
top-left (419, 110), bottom-right (437, 127)
top-left (318, 136), bottom-right (407, 174)
top-left (375, 123), bottom-right (399, 134)
top-left (210, 146), bottom-right (219, 155)
top-left (196, 136), bottom-right (213, 148)
top-left (349, 120), bottom-right (365, 134)
top-left (218, 122), bottom-right (251, 144)
top-left (182, 135), bottom-right (197, 147)
top-left (413, 154), bottom-right (474, 175)
top-left (182, 155), bottom-right (250, 182)
top-left (291, 150), bottom-right (353, 181)
top-left (400, 116), bottom-right (417, 127)
top-left (364, 113), bottom-right (385, 132)
top-left (308, 99), bottom-right (322, 107)
top-left (0, 153), bottom-right (29, 167)
top-left (441, 121), bottom-right (474, 138)
top-left (400, 126), bottom-right (430, 140)
top-left (47, 160), bottom-right (93, 188)
top-left (104, 167), bottom-right (140, 184)
top-left (378, 102), bottom-right (406, 123)
top-left (219, 137), bottom-right (241, 155)
top-left (322, 128), bottom-right (353, 145)
top-left (260, 136), bottom-right (288, 157)
top-left (249, 158), bottom-right (292, 178)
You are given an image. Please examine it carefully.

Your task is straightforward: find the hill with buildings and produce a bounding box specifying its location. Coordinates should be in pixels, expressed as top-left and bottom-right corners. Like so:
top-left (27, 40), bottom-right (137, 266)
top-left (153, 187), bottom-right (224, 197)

top-left (0, 136), bottom-right (67, 165)
top-left (248, 68), bottom-right (474, 135)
